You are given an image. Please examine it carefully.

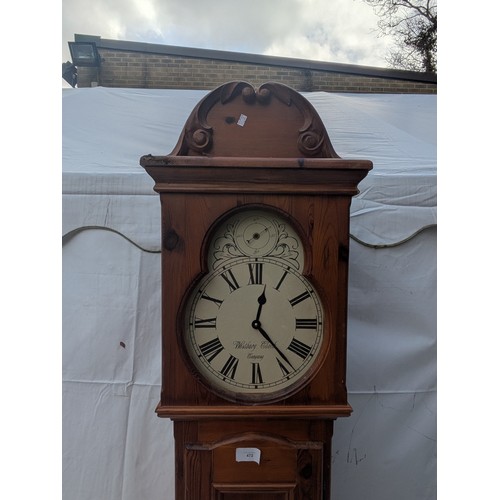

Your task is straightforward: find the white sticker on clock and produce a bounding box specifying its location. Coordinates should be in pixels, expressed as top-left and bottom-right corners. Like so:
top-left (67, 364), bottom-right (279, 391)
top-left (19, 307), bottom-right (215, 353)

top-left (235, 447), bottom-right (261, 464)
top-left (237, 114), bottom-right (247, 127)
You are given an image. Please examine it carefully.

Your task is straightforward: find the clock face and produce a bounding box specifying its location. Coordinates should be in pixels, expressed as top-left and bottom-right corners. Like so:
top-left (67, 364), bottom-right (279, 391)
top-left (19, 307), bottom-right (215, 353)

top-left (182, 208), bottom-right (325, 402)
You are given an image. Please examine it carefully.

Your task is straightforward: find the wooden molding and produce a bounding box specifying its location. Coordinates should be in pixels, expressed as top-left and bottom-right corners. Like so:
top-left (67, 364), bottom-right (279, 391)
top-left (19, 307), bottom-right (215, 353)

top-left (160, 81), bottom-right (341, 158)
top-left (157, 404), bottom-right (353, 420)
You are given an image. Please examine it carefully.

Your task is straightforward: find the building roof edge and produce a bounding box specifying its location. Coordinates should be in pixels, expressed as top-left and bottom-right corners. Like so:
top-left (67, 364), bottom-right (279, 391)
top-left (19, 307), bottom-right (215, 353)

top-left (74, 34), bottom-right (437, 84)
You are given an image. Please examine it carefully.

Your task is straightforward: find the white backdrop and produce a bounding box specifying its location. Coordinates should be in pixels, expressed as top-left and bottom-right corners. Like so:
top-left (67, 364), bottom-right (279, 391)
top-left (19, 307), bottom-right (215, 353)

top-left (62, 87), bottom-right (436, 499)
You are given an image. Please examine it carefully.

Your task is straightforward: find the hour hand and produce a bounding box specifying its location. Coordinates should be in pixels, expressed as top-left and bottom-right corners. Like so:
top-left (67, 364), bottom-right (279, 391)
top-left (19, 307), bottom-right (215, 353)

top-left (254, 285), bottom-right (267, 322)
top-left (258, 286), bottom-right (267, 305)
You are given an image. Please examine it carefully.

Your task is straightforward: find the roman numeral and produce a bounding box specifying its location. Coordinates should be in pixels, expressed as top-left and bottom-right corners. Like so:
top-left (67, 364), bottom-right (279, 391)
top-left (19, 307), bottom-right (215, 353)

top-left (220, 355), bottom-right (239, 379)
top-left (198, 337), bottom-right (224, 362)
top-left (201, 292), bottom-right (223, 308)
top-left (194, 317), bottom-right (217, 329)
top-left (287, 337), bottom-right (312, 359)
top-left (276, 357), bottom-right (291, 377)
top-left (295, 318), bottom-right (318, 329)
top-left (221, 269), bottom-right (240, 292)
top-left (289, 291), bottom-right (311, 307)
top-left (251, 362), bottom-right (263, 384)
top-left (248, 262), bottom-right (263, 285)
top-left (275, 269), bottom-right (289, 291)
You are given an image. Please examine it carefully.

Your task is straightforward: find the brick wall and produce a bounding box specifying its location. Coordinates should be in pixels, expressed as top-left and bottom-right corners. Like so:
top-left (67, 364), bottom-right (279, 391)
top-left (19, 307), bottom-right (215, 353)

top-left (77, 48), bottom-right (436, 94)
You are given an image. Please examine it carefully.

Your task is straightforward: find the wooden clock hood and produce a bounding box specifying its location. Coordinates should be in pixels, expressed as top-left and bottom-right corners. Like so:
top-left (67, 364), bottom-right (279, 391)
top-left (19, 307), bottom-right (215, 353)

top-left (140, 80), bottom-right (372, 194)
top-left (140, 81), bottom-right (372, 420)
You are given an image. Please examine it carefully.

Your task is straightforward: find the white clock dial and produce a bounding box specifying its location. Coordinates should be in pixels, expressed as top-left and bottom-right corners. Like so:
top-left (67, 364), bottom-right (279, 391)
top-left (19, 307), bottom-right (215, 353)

top-left (184, 256), bottom-right (324, 401)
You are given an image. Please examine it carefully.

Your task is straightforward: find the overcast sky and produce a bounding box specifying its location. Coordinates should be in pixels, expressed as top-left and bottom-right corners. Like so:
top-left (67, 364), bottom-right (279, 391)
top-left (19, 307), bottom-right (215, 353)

top-left (62, 0), bottom-right (393, 69)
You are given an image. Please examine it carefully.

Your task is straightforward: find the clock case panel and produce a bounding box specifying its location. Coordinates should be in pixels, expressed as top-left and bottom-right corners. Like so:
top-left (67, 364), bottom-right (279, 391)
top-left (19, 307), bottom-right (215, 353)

top-left (140, 81), bottom-right (372, 419)
top-left (175, 419), bottom-right (331, 499)
top-left (147, 193), bottom-right (359, 419)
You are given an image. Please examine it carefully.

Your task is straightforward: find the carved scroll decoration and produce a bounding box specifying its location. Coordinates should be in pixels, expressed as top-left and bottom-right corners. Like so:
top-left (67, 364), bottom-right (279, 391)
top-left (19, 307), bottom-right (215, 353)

top-left (169, 81), bottom-right (339, 158)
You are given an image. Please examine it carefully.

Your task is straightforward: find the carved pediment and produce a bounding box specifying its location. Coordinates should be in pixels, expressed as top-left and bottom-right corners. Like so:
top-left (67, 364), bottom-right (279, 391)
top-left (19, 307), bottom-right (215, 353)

top-left (170, 81), bottom-right (339, 159)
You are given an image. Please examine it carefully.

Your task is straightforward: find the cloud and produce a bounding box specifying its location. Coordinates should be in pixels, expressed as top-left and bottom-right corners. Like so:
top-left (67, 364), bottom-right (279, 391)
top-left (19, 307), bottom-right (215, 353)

top-left (62, 0), bottom-right (391, 67)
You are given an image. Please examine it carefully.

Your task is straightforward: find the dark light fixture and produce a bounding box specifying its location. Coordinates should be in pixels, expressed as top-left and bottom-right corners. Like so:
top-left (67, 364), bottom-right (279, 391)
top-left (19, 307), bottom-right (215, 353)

top-left (62, 61), bottom-right (77, 87)
top-left (68, 41), bottom-right (100, 67)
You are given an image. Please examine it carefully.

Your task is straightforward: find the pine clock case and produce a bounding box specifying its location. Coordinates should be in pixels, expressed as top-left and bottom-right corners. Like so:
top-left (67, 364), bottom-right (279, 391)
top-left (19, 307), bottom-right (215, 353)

top-left (140, 81), bottom-right (372, 420)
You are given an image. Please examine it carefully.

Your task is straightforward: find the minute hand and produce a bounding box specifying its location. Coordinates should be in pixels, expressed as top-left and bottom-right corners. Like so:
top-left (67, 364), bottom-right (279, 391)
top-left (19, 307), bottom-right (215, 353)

top-left (254, 323), bottom-right (295, 371)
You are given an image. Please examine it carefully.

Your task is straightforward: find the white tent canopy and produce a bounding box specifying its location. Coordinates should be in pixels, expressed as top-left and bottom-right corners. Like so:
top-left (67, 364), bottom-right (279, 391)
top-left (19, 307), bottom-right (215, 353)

top-left (62, 87), bottom-right (436, 499)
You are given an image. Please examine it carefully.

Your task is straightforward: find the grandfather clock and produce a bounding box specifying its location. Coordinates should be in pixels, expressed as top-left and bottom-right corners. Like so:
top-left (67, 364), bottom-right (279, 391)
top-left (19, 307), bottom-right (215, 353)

top-left (140, 81), bottom-right (372, 499)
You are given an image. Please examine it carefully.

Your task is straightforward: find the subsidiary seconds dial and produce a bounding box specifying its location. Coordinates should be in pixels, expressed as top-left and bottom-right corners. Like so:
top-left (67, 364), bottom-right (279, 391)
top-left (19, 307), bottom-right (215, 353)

top-left (234, 214), bottom-right (279, 257)
top-left (184, 256), bottom-right (324, 401)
